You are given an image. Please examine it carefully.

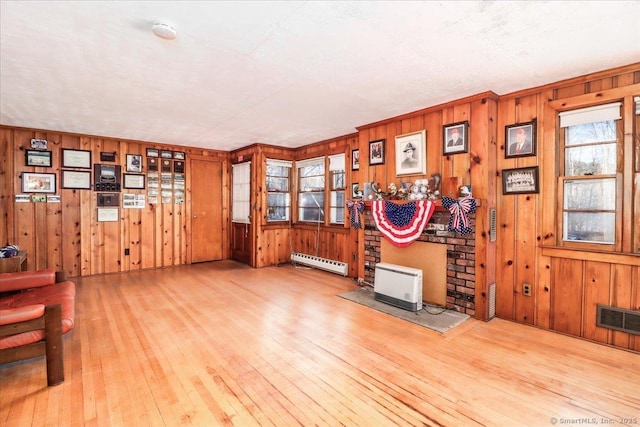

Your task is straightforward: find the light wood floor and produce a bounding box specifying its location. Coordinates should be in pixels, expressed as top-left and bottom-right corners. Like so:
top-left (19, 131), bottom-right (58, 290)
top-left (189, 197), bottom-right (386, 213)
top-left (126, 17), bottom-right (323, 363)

top-left (1, 261), bottom-right (639, 426)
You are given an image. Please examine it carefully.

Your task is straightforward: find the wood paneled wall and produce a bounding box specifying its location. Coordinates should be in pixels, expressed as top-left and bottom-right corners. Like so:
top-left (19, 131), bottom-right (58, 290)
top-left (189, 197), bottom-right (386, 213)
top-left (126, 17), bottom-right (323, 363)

top-left (494, 64), bottom-right (640, 352)
top-left (0, 127), bottom-right (227, 278)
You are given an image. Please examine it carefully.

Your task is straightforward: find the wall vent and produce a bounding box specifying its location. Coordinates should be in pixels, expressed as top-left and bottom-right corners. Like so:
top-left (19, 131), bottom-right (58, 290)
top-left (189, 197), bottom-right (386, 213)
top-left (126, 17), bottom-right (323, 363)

top-left (596, 304), bottom-right (640, 335)
top-left (489, 208), bottom-right (497, 242)
top-left (291, 253), bottom-right (348, 276)
top-left (488, 283), bottom-right (496, 319)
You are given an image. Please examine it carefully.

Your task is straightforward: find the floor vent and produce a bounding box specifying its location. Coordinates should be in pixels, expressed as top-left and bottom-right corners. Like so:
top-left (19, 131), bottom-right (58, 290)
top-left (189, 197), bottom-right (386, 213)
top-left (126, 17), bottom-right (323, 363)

top-left (291, 253), bottom-right (348, 276)
top-left (488, 283), bottom-right (496, 319)
top-left (596, 304), bottom-right (640, 335)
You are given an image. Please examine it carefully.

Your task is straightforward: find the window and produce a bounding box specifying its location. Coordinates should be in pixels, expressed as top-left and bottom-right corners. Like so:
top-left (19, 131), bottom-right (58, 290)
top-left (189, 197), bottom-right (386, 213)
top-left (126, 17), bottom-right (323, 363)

top-left (232, 162), bottom-right (251, 224)
top-left (266, 159), bottom-right (291, 222)
top-left (328, 154), bottom-right (346, 224)
top-left (559, 103), bottom-right (621, 245)
top-left (296, 154), bottom-right (346, 225)
top-left (297, 157), bottom-right (325, 223)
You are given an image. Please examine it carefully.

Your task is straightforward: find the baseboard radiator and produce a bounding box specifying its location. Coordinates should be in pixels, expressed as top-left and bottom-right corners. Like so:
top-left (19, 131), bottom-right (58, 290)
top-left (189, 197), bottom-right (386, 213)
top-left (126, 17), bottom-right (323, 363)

top-left (597, 304), bottom-right (640, 335)
top-left (374, 262), bottom-right (423, 312)
top-left (290, 252), bottom-right (348, 276)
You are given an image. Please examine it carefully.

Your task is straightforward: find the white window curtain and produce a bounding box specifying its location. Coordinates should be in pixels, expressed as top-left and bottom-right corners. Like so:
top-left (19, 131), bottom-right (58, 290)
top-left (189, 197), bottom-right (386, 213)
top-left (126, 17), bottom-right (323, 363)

top-left (296, 157), bottom-right (323, 170)
top-left (559, 102), bottom-right (622, 128)
top-left (635, 96), bottom-right (640, 115)
top-left (232, 162), bottom-right (251, 224)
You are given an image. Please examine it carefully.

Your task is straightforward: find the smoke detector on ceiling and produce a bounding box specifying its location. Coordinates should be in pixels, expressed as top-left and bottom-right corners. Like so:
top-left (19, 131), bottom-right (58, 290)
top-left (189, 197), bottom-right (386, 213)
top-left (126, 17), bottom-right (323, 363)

top-left (152, 22), bottom-right (177, 40)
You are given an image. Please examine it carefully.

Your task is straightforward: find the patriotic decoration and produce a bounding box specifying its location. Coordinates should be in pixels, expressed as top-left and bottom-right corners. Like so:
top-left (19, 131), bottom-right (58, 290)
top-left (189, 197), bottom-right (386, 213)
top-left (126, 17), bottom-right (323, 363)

top-left (0, 244), bottom-right (20, 258)
top-left (347, 200), bottom-right (365, 229)
top-left (441, 196), bottom-right (476, 234)
top-left (371, 200), bottom-right (434, 247)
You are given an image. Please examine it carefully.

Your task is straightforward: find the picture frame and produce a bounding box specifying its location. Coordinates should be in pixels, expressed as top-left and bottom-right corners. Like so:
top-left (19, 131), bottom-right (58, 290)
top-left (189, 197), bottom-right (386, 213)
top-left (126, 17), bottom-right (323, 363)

top-left (61, 148), bottom-right (91, 169)
top-left (160, 150), bottom-right (173, 159)
top-left (351, 183), bottom-right (363, 199)
top-left (502, 166), bottom-right (539, 195)
top-left (443, 121), bottom-right (469, 155)
top-left (146, 148), bottom-right (159, 157)
top-left (161, 159), bottom-right (172, 172)
top-left (147, 157), bottom-right (158, 172)
top-left (21, 172), bottom-right (56, 193)
top-left (173, 160), bottom-right (185, 173)
top-left (352, 149), bottom-right (360, 171)
top-left (126, 154), bottom-right (143, 173)
top-left (62, 170), bottom-right (91, 190)
top-left (173, 151), bottom-right (185, 160)
top-left (505, 119), bottom-right (537, 158)
top-left (369, 139), bottom-right (385, 166)
top-left (30, 138), bottom-right (48, 149)
top-left (123, 173), bottom-right (146, 190)
top-left (25, 150), bottom-right (52, 167)
top-left (395, 130), bottom-right (426, 176)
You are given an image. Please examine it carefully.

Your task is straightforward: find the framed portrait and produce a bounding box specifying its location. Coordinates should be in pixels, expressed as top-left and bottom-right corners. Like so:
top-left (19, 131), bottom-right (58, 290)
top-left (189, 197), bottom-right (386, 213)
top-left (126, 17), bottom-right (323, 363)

top-left (21, 172), bottom-right (56, 193)
top-left (62, 170), bottom-right (91, 189)
top-left (352, 149), bottom-right (360, 171)
top-left (502, 166), bottom-right (539, 195)
top-left (369, 139), bottom-right (385, 165)
top-left (123, 173), bottom-right (146, 189)
top-left (126, 154), bottom-right (143, 172)
top-left (25, 150), bottom-right (52, 167)
top-left (61, 149), bottom-right (91, 169)
top-left (395, 130), bottom-right (426, 176)
top-left (505, 119), bottom-right (536, 158)
top-left (443, 121), bottom-right (469, 155)
top-left (146, 148), bottom-right (159, 157)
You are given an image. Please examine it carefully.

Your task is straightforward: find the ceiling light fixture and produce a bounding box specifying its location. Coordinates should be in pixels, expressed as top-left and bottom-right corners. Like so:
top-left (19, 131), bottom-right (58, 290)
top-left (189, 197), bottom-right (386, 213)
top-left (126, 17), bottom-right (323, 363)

top-left (152, 22), bottom-right (177, 40)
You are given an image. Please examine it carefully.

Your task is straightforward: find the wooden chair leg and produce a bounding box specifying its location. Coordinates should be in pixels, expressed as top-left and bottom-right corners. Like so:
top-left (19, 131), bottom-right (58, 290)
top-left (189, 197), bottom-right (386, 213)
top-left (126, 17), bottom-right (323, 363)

top-left (44, 305), bottom-right (64, 386)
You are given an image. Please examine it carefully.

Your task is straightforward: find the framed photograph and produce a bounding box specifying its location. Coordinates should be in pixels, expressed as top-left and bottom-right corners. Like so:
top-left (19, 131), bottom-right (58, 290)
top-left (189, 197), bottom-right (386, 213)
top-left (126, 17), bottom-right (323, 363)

top-left (160, 150), bottom-right (173, 159)
top-left (62, 149), bottom-right (91, 169)
top-left (173, 151), bottom-right (185, 160)
top-left (126, 154), bottom-right (143, 172)
top-left (30, 138), bottom-right (48, 149)
top-left (174, 160), bottom-right (185, 173)
top-left (25, 150), bottom-right (52, 167)
top-left (62, 170), bottom-right (91, 189)
top-left (443, 121), bottom-right (469, 155)
top-left (352, 149), bottom-right (360, 171)
top-left (505, 119), bottom-right (536, 158)
top-left (502, 166), bottom-right (539, 195)
top-left (395, 130), bottom-right (426, 176)
top-left (369, 139), bottom-right (385, 165)
top-left (147, 157), bottom-right (158, 172)
top-left (21, 172), bottom-right (56, 193)
top-left (351, 183), bottom-right (363, 199)
top-left (123, 173), bottom-right (146, 189)
top-left (146, 148), bottom-right (159, 157)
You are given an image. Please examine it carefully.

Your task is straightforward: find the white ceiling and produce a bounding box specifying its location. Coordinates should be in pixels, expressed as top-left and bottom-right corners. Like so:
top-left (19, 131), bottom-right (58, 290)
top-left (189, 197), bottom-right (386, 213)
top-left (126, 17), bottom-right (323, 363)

top-left (1, 1), bottom-right (639, 152)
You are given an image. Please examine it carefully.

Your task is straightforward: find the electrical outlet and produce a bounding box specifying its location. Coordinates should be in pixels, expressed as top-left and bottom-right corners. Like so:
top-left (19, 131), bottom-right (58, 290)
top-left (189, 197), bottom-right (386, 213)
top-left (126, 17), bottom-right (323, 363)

top-left (522, 283), bottom-right (532, 296)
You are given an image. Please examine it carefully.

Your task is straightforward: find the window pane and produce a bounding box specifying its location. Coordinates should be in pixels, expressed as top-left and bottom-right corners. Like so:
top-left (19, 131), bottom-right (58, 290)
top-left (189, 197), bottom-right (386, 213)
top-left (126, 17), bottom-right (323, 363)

top-left (267, 206), bottom-right (289, 221)
top-left (565, 143), bottom-right (616, 175)
top-left (563, 179), bottom-right (616, 210)
top-left (266, 165), bottom-right (289, 177)
top-left (267, 176), bottom-right (289, 191)
top-left (300, 176), bottom-right (324, 191)
top-left (566, 120), bottom-right (616, 146)
top-left (563, 212), bottom-right (615, 243)
top-left (300, 164), bottom-right (324, 178)
top-left (299, 192), bottom-right (324, 222)
top-left (268, 193), bottom-right (289, 206)
top-left (331, 171), bottom-right (345, 190)
top-left (330, 190), bottom-right (345, 224)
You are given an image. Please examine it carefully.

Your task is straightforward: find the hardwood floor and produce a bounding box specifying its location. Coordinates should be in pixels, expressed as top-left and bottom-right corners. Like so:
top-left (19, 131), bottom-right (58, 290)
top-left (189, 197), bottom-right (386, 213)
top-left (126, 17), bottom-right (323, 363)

top-left (1, 260), bottom-right (639, 426)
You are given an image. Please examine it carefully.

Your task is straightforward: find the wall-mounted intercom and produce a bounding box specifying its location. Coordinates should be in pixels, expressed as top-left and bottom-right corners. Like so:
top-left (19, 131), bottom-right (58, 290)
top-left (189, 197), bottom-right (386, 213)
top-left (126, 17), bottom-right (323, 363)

top-left (94, 164), bottom-right (121, 191)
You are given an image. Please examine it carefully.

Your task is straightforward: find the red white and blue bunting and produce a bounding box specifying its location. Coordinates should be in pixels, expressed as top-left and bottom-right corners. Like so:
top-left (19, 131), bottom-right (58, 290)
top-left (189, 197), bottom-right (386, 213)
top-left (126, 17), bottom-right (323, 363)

top-left (371, 200), bottom-right (435, 247)
top-left (441, 196), bottom-right (476, 234)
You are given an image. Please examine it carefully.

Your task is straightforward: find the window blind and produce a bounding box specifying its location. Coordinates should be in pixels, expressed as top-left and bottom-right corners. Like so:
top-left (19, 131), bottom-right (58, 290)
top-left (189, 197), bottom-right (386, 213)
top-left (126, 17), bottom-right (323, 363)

top-left (559, 102), bottom-right (622, 128)
top-left (328, 153), bottom-right (345, 171)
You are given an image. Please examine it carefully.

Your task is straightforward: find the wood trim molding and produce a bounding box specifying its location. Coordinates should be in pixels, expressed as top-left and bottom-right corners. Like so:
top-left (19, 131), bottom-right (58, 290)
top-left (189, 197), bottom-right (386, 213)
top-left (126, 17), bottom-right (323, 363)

top-left (547, 83), bottom-right (640, 111)
top-left (541, 246), bottom-right (640, 266)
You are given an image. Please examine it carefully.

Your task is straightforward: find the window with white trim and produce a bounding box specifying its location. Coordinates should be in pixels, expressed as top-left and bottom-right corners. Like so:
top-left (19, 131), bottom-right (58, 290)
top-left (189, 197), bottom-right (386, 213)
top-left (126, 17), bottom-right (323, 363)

top-left (232, 162), bottom-right (251, 224)
top-left (266, 159), bottom-right (291, 222)
top-left (559, 103), bottom-right (620, 245)
top-left (328, 154), bottom-right (346, 224)
top-left (297, 157), bottom-right (325, 223)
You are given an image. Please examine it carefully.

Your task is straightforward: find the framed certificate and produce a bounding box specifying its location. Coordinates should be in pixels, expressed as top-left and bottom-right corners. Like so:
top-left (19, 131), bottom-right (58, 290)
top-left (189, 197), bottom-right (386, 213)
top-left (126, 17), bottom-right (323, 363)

top-left (123, 174), bottom-right (145, 189)
top-left (61, 149), bottom-right (92, 169)
top-left (62, 170), bottom-right (91, 189)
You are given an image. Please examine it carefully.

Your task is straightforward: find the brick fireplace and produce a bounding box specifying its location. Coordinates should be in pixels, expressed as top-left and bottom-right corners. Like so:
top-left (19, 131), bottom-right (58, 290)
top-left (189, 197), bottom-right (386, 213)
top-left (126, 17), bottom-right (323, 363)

top-left (363, 207), bottom-right (476, 315)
